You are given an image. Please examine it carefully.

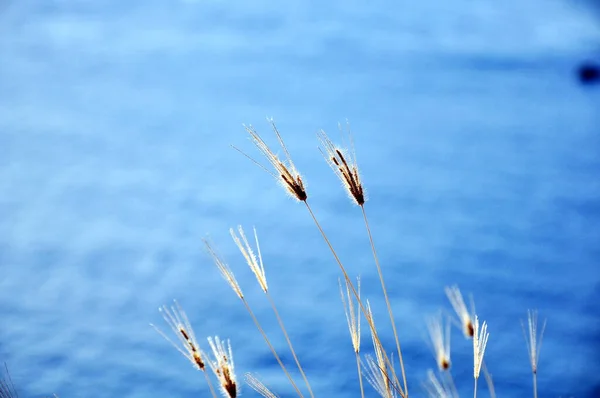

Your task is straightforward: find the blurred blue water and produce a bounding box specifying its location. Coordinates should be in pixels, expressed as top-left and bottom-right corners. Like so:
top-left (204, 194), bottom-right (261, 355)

top-left (1, 0), bottom-right (600, 397)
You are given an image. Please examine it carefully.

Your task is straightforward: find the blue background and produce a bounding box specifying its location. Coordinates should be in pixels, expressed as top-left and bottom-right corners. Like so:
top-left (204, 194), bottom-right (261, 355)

top-left (1, 0), bottom-right (599, 397)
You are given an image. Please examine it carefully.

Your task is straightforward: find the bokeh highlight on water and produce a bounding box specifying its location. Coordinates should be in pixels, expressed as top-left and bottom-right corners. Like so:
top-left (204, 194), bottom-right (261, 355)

top-left (1, 0), bottom-right (599, 397)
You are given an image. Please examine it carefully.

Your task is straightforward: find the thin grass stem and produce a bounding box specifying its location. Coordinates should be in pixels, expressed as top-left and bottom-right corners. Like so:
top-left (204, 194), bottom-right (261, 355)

top-left (361, 205), bottom-right (408, 396)
top-left (303, 200), bottom-right (404, 398)
top-left (355, 351), bottom-right (365, 398)
top-left (265, 292), bottom-right (314, 398)
top-left (241, 298), bottom-right (305, 398)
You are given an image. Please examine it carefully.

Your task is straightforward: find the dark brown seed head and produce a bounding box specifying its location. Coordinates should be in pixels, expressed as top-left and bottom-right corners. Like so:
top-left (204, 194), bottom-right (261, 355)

top-left (318, 129), bottom-right (365, 205)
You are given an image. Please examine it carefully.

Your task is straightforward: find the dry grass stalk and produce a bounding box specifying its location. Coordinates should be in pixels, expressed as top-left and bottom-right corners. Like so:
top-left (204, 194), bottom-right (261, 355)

top-left (245, 373), bottom-right (279, 398)
top-left (472, 316), bottom-right (489, 398)
top-left (426, 313), bottom-right (451, 371)
top-left (203, 238), bottom-right (305, 398)
top-left (339, 277), bottom-right (364, 398)
top-left (239, 120), bottom-right (307, 202)
top-left (445, 286), bottom-right (475, 338)
top-left (150, 301), bottom-right (218, 398)
top-left (521, 310), bottom-right (546, 398)
top-left (207, 336), bottom-right (238, 398)
top-left (319, 127), bottom-right (407, 396)
top-left (231, 225), bottom-right (314, 398)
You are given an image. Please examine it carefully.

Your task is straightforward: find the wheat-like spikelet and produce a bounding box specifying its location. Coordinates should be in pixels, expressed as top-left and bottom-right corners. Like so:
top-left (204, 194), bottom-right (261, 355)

top-left (230, 225), bottom-right (268, 293)
top-left (340, 276), bottom-right (364, 398)
top-left (426, 313), bottom-right (451, 371)
top-left (151, 300), bottom-right (208, 371)
top-left (203, 238), bottom-right (244, 300)
top-left (207, 336), bottom-right (238, 398)
top-left (340, 276), bottom-right (362, 354)
top-left (317, 127), bottom-right (365, 205)
top-left (445, 286), bottom-right (475, 338)
top-left (239, 120), bottom-right (307, 202)
top-left (245, 373), bottom-right (279, 398)
top-left (422, 369), bottom-right (458, 398)
top-left (522, 309), bottom-right (546, 398)
top-left (472, 316), bottom-right (489, 398)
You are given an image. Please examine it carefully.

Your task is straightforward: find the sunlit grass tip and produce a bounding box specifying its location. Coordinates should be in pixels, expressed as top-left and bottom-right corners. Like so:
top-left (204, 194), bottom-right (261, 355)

top-left (150, 300), bottom-right (207, 371)
top-left (426, 312), bottom-right (451, 371)
top-left (230, 225), bottom-right (268, 293)
top-left (203, 238), bottom-right (244, 300)
top-left (207, 336), bottom-right (238, 398)
top-left (317, 125), bottom-right (365, 206)
top-left (445, 285), bottom-right (475, 338)
top-left (237, 119), bottom-right (307, 202)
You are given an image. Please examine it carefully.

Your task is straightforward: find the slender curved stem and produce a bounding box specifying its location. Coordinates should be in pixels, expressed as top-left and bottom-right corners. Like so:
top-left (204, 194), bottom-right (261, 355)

top-left (303, 200), bottom-right (404, 398)
top-left (241, 298), bottom-right (304, 397)
top-left (266, 292), bottom-right (314, 398)
top-left (361, 205), bottom-right (408, 396)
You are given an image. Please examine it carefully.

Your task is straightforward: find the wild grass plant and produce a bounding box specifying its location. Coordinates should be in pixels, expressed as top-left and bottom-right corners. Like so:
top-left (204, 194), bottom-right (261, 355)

top-left (153, 120), bottom-right (547, 398)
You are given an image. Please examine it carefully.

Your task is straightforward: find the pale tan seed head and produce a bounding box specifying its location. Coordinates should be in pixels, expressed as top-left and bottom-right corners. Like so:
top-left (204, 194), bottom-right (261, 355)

top-left (445, 285), bottom-right (475, 338)
top-left (472, 316), bottom-right (489, 380)
top-left (364, 301), bottom-right (396, 398)
top-left (237, 120), bottom-right (307, 202)
top-left (245, 373), bottom-right (279, 398)
top-left (426, 313), bottom-right (452, 371)
top-left (422, 369), bottom-right (458, 398)
top-left (339, 276), bottom-right (361, 354)
top-left (203, 238), bottom-right (244, 300)
top-left (521, 309), bottom-right (546, 375)
top-left (207, 336), bottom-right (238, 398)
top-left (151, 300), bottom-right (207, 371)
top-left (317, 127), bottom-right (365, 206)
top-left (230, 226), bottom-right (268, 293)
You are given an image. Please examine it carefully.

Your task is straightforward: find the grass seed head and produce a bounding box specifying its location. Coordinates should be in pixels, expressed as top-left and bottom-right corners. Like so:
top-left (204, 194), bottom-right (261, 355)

top-left (521, 309), bottom-right (546, 375)
top-left (472, 316), bottom-right (489, 380)
top-left (445, 285), bottom-right (475, 338)
top-left (208, 336), bottom-right (238, 398)
top-left (339, 276), bottom-right (361, 354)
top-left (230, 225), bottom-right (268, 293)
top-left (317, 127), bottom-right (365, 206)
top-left (426, 313), bottom-right (452, 371)
top-left (203, 238), bottom-right (244, 300)
top-left (242, 120), bottom-right (307, 202)
top-left (151, 300), bottom-right (207, 371)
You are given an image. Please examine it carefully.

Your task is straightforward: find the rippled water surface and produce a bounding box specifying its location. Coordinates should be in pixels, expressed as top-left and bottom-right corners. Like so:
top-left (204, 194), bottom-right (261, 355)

top-left (1, 0), bottom-right (599, 397)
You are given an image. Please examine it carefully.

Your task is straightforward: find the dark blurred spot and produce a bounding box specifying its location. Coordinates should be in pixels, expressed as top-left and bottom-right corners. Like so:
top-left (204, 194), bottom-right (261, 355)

top-left (578, 62), bottom-right (600, 84)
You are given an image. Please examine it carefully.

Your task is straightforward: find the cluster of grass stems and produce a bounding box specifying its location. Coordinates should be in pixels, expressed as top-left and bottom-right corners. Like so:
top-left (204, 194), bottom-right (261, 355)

top-left (152, 119), bottom-right (547, 398)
